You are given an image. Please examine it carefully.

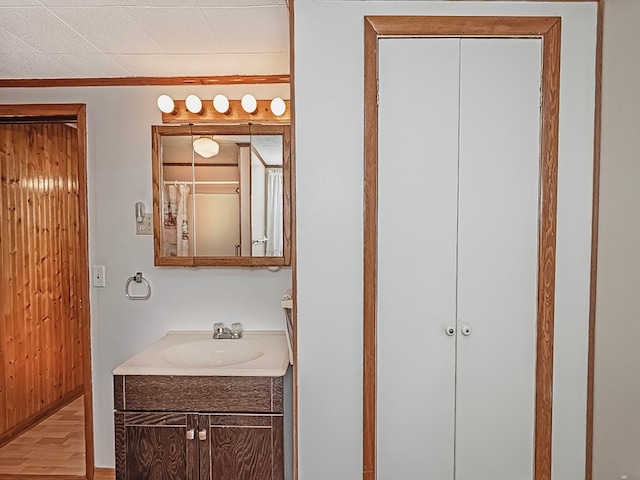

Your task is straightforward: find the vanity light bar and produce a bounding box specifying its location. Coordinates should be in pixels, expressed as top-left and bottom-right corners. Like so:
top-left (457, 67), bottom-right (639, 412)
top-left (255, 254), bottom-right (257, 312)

top-left (157, 94), bottom-right (290, 124)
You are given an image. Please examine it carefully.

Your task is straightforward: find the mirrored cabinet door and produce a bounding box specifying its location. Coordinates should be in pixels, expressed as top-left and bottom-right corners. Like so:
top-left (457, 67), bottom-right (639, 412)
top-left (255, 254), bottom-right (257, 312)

top-left (152, 124), bottom-right (291, 267)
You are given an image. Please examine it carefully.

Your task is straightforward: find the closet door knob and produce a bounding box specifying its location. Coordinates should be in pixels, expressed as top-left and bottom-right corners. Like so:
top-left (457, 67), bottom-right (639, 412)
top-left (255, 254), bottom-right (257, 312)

top-left (198, 429), bottom-right (207, 441)
top-left (186, 429), bottom-right (195, 440)
top-left (445, 326), bottom-right (455, 336)
top-left (461, 325), bottom-right (472, 336)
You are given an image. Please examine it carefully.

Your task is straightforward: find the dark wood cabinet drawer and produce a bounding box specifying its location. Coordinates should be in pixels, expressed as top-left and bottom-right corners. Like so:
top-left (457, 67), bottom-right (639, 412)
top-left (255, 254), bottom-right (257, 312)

top-left (114, 375), bottom-right (283, 413)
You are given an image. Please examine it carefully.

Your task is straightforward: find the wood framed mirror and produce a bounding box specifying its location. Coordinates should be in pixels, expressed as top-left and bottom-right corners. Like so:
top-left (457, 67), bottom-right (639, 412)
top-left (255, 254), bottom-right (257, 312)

top-left (152, 124), bottom-right (291, 267)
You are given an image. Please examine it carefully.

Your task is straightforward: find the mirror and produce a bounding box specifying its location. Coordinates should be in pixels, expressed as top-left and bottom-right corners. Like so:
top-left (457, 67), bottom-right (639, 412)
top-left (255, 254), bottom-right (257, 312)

top-left (152, 124), bottom-right (291, 267)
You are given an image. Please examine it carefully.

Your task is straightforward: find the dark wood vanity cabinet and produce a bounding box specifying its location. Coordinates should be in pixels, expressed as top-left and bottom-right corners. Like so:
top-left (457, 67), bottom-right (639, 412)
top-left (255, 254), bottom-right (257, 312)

top-left (114, 375), bottom-right (284, 480)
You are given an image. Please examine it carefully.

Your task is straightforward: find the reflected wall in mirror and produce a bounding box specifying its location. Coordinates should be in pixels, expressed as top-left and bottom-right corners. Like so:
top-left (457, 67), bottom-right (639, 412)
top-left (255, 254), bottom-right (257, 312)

top-left (152, 124), bottom-right (291, 267)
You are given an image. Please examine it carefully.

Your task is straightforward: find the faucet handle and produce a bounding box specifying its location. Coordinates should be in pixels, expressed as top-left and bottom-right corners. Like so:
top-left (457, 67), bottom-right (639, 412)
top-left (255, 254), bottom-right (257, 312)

top-left (231, 322), bottom-right (243, 338)
top-left (213, 322), bottom-right (225, 334)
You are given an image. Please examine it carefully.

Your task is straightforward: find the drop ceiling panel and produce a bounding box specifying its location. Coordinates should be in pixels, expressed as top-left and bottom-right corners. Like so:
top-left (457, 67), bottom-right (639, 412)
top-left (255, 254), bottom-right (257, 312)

top-left (0, 54), bottom-right (75, 78)
top-left (0, 27), bottom-right (40, 54)
top-left (227, 52), bottom-right (289, 75)
top-left (50, 6), bottom-right (162, 54)
top-left (0, 6), bottom-right (100, 53)
top-left (202, 6), bottom-right (288, 53)
top-left (196, 0), bottom-right (286, 5)
top-left (0, 1), bottom-right (39, 5)
top-left (119, 0), bottom-right (199, 5)
top-left (0, 0), bottom-right (290, 79)
top-left (125, 6), bottom-right (224, 54)
top-left (38, 0), bottom-right (126, 5)
top-left (54, 53), bottom-right (130, 76)
top-left (108, 53), bottom-right (236, 77)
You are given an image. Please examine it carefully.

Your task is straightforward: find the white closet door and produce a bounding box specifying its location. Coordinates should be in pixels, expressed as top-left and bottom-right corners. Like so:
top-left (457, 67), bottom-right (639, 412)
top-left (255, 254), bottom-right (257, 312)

top-left (377, 38), bottom-right (460, 480)
top-left (455, 39), bottom-right (542, 480)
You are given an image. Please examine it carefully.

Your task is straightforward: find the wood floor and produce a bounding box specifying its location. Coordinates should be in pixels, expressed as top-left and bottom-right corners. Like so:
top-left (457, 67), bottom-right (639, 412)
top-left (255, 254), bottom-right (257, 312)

top-left (0, 396), bottom-right (85, 476)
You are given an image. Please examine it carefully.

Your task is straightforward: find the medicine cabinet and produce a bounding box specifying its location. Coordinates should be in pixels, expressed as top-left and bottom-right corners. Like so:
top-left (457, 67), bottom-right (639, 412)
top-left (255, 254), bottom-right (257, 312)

top-left (152, 124), bottom-right (291, 267)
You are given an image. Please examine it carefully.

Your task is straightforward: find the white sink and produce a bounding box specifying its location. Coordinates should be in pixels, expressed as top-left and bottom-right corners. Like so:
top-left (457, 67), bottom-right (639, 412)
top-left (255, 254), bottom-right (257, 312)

top-left (112, 331), bottom-right (289, 377)
top-left (160, 339), bottom-right (264, 368)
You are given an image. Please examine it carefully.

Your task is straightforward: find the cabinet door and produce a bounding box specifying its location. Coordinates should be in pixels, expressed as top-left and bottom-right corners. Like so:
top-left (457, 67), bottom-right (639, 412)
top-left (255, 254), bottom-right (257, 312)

top-left (199, 414), bottom-right (283, 480)
top-left (115, 412), bottom-right (199, 480)
top-left (455, 38), bottom-right (542, 480)
top-left (377, 37), bottom-right (460, 480)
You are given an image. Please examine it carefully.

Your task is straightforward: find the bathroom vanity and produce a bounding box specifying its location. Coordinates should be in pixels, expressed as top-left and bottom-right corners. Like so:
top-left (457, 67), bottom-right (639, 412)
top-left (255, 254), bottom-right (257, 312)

top-left (112, 331), bottom-right (289, 480)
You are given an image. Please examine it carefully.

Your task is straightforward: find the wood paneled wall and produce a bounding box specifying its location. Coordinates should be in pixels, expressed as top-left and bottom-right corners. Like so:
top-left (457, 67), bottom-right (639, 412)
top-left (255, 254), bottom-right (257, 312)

top-left (0, 122), bottom-right (84, 441)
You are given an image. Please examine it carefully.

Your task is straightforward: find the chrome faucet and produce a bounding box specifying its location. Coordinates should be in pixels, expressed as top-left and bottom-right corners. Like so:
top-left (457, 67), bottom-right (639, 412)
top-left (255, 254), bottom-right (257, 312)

top-left (213, 322), bottom-right (243, 339)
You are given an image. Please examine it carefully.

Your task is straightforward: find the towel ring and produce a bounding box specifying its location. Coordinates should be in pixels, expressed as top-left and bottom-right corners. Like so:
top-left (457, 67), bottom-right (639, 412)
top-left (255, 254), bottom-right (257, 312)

top-left (125, 272), bottom-right (151, 300)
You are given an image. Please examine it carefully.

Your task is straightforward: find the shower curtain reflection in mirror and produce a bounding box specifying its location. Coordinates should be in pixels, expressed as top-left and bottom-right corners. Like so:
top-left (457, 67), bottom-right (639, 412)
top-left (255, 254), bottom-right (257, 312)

top-left (163, 183), bottom-right (191, 257)
top-left (266, 169), bottom-right (284, 257)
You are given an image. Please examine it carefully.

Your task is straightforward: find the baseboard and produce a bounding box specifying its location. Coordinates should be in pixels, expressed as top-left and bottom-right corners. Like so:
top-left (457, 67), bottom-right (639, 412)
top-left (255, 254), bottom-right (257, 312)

top-left (0, 476), bottom-right (85, 480)
top-left (0, 466), bottom-right (114, 480)
top-left (94, 468), bottom-right (115, 480)
top-left (0, 386), bottom-right (83, 448)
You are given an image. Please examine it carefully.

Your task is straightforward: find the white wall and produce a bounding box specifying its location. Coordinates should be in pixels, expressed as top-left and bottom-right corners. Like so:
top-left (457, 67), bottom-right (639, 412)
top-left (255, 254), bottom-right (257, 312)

top-left (0, 84), bottom-right (292, 467)
top-left (295, 2), bottom-right (597, 479)
top-left (593, 0), bottom-right (640, 478)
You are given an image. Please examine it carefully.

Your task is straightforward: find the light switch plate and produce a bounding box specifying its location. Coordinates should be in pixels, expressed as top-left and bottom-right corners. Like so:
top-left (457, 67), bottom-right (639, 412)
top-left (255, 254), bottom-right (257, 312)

top-left (136, 214), bottom-right (153, 236)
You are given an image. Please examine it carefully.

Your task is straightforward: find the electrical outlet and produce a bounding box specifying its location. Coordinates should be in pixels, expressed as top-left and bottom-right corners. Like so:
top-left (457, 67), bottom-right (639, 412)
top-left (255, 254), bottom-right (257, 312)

top-left (136, 214), bottom-right (153, 235)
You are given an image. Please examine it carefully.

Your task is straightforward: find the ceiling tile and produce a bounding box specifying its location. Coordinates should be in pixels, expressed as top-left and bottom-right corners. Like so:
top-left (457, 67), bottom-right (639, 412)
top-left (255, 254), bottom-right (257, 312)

top-left (0, 6), bottom-right (100, 53)
top-left (38, 0), bottom-right (122, 5)
top-left (0, 26), bottom-right (41, 54)
top-left (125, 6), bottom-right (222, 54)
top-left (226, 52), bottom-right (289, 75)
top-left (53, 53), bottom-right (130, 76)
top-left (0, 54), bottom-right (75, 78)
top-left (196, 0), bottom-right (286, 6)
top-left (119, 0), bottom-right (198, 6)
top-left (0, 0), bottom-right (290, 79)
top-left (201, 6), bottom-right (288, 54)
top-left (108, 53), bottom-right (236, 77)
top-left (50, 6), bottom-right (161, 54)
top-left (0, 1), bottom-right (39, 5)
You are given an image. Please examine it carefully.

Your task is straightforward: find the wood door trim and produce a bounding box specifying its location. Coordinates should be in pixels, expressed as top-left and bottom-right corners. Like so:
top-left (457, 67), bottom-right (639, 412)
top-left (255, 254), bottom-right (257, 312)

top-left (0, 103), bottom-right (94, 480)
top-left (363, 16), bottom-right (561, 480)
top-left (288, 1), bottom-right (299, 479)
top-left (0, 104), bottom-right (83, 120)
top-left (585, 1), bottom-right (604, 479)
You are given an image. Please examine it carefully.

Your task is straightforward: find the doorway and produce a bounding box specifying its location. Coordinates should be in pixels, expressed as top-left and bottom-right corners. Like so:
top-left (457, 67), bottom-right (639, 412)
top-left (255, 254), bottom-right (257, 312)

top-left (362, 16), bottom-right (561, 480)
top-left (0, 105), bottom-right (93, 479)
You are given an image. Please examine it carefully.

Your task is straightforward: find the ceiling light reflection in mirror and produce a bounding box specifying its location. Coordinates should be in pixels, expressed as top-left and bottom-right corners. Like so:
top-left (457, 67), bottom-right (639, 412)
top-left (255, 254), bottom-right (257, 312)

top-left (192, 137), bottom-right (219, 158)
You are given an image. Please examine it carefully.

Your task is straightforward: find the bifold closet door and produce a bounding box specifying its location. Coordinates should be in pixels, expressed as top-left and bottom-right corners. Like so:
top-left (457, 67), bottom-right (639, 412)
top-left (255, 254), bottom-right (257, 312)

top-left (377, 37), bottom-right (542, 479)
top-left (454, 39), bottom-right (541, 480)
top-left (377, 38), bottom-right (460, 480)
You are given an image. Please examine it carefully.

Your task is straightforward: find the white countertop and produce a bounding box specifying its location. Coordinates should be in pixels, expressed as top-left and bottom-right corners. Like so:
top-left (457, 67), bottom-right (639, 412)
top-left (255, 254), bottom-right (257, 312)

top-left (112, 330), bottom-right (290, 377)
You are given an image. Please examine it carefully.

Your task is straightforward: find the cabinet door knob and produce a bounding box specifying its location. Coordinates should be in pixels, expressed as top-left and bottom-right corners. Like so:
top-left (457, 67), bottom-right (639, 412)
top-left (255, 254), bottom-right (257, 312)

top-left (461, 325), bottom-right (472, 336)
top-left (445, 326), bottom-right (455, 336)
top-left (198, 429), bottom-right (207, 441)
top-left (186, 429), bottom-right (195, 440)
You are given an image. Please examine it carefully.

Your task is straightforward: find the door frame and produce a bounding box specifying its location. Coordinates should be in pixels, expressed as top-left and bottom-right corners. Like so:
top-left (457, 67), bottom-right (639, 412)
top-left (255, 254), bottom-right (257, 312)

top-left (0, 104), bottom-right (94, 480)
top-left (363, 16), bottom-right (561, 480)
